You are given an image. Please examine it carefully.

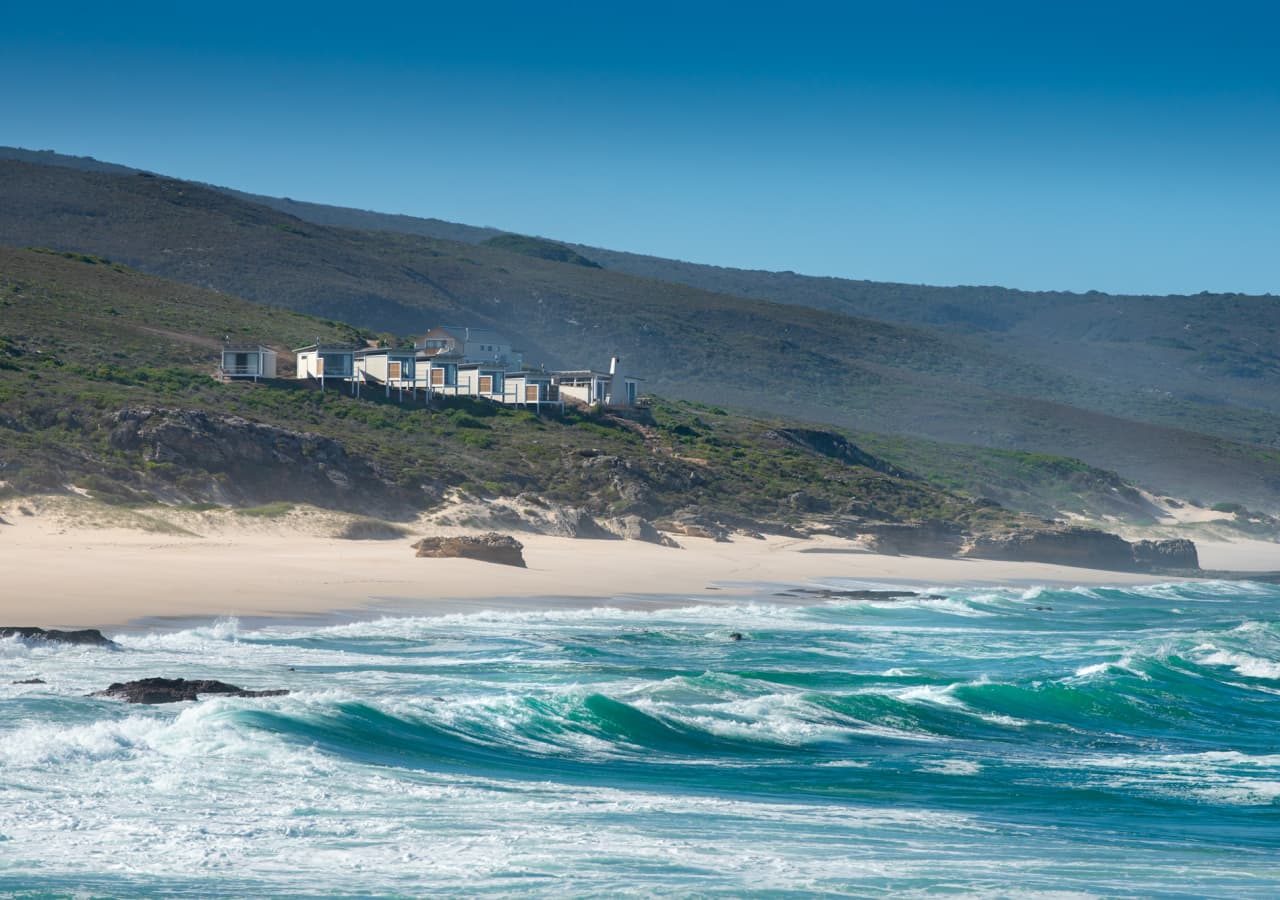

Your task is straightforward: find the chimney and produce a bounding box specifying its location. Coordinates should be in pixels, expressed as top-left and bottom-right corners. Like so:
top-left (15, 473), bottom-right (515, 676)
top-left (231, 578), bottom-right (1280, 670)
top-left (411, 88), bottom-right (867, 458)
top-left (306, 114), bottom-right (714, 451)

top-left (608, 356), bottom-right (624, 406)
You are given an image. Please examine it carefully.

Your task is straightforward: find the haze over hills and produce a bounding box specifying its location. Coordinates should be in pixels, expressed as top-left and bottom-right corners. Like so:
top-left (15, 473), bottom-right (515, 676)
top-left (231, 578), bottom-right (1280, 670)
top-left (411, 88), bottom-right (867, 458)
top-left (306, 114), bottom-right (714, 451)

top-left (2, 147), bottom-right (1279, 512)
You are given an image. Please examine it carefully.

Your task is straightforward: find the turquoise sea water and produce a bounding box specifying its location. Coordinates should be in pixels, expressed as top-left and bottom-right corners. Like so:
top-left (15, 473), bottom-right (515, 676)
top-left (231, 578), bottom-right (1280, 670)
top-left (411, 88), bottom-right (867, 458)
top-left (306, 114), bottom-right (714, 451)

top-left (2, 580), bottom-right (1279, 896)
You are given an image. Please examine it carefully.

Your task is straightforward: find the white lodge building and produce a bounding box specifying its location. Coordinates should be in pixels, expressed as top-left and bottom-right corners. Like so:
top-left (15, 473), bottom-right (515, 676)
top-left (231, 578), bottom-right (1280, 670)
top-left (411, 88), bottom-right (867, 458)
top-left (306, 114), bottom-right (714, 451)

top-left (293, 344), bottom-right (356, 390)
top-left (234, 330), bottom-right (642, 411)
top-left (354, 347), bottom-right (417, 389)
top-left (218, 344), bottom-right (277, 381)
top-left (415, 325), bottom-right (524, 370)
top-left (553, 357), bottom-right (640, 408)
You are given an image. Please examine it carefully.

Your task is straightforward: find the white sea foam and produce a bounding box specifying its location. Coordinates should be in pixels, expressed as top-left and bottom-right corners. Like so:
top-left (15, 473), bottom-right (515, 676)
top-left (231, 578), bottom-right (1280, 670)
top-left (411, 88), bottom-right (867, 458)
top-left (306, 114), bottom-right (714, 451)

top-left (5, 582), bottom-right (1280, 893)
top-left (112, 616), bottom-right (243, 650)
top-left (1197, 648), bottom-right (1280, 679)
top-left (1195, 779), bottom-right (1280, 805)
top-left (920, 759), bottom-right (983, 776)
top-left (1071, 654), bottom-right (1149, 681)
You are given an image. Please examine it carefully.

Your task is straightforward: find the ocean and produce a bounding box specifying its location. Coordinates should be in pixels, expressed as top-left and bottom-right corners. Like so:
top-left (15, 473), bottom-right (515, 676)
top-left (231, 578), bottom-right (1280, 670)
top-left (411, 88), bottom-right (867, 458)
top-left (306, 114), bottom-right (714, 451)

top-left (3, 580), bottom-right (1279, 896)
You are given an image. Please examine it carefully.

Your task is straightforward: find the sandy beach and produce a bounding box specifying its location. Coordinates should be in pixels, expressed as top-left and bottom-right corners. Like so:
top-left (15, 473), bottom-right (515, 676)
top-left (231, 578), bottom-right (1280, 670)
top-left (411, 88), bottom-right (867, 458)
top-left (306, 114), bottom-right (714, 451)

top-left (2, 499), bottom-right (1275, 630)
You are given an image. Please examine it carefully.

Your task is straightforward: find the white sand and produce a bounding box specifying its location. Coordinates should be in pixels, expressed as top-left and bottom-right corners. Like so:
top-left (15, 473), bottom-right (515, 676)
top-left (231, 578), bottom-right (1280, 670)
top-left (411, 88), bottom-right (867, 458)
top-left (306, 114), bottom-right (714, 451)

top-left (1196, 538), bottom-right (1280, 572)
top-left (4, 500), bottom-right (1271, 630)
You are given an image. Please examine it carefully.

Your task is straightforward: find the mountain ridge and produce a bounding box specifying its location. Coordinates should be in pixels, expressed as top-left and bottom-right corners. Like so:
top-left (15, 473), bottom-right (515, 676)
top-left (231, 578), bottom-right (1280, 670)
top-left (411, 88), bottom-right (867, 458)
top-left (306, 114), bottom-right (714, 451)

top-left (2, 147), bottom-right (1278, 511)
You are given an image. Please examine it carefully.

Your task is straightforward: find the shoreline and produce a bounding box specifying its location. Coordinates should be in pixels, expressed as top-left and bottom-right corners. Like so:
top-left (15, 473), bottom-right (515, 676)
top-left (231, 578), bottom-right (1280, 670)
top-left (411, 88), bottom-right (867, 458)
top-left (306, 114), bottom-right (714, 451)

top-left (3, 505), bottom-right (1277, 631)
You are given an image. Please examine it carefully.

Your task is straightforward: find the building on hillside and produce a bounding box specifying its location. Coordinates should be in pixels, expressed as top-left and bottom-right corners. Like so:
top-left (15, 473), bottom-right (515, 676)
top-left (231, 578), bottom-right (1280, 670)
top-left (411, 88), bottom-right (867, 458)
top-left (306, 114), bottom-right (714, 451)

top-left (456, 363), bottom-right (508, 400)
top-left (415, 325), bottom-right (523, 370)
top-left (422, 357), bottom-right (461, 393)
top-left (553, 357), bottom-right (641, 408)
top-left (218, 344), bottom-right (277, 381)
top-left (293, 344), bottom-right (357, 392)
top-left (354, 347), bottom-right (418, 393)
top-left (501, 371), bottom-right (561, 410)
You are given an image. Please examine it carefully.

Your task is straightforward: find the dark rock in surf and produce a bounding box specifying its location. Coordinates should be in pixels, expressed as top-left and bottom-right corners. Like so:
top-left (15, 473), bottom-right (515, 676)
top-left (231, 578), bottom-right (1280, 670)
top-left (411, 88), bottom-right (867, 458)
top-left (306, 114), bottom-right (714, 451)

top-left (12, 678), bottom-right (46, 684)
top-left (413, 533), bottom-right (526, 567)
top-left (782, 588), bottom-right (938, 602)
top-left (93, 677), bottom-right (289, 704)
top-left (1, 627), bottom-right (117, 648)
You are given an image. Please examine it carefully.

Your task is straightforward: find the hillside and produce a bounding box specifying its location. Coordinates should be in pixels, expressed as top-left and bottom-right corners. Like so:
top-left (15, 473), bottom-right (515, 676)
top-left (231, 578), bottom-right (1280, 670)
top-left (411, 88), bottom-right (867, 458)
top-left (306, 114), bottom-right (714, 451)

top-left (0, 246), bottom-right (1024, 535)
top-left (10, 148), bottom-right (1275, 422)
top-left (3, 245), bottom-right (1213, 539)
top-left (3, 151), bottom-right (1280, 511)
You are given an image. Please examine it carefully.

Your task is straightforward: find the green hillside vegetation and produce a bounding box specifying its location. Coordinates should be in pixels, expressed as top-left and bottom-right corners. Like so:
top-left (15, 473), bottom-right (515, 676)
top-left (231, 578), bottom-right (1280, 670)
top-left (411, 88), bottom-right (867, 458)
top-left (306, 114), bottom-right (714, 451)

top-left (0, 247), bottom-right (1029, 531)
top-left (482, 234), bottom-right (601, 267)
top-left (854, 433), bottom-right (1165, 522)
top-left (3, 153), bottom-right (1280, 512)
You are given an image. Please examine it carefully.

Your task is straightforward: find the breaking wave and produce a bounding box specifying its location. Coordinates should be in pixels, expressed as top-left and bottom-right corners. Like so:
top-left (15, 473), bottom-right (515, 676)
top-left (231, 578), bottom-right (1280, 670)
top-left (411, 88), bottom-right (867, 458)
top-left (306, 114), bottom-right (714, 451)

top-left (3, 580), bottom-right (1280, 894)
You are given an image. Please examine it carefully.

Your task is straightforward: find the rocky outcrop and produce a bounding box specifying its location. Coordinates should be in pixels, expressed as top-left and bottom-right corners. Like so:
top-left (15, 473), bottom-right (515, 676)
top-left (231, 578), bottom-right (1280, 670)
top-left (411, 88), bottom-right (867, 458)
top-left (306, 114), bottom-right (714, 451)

top-left (1, 627), bottom-right (117, 647)
top-left (858, 522), bottom-right (966, 557)
top-left (655, 512), bottom-right (731, 542)
top-left (963, 528), bottom-right (1136, 569)
top-left (600, 514), bottom-right (681, 547)
top-left (1131, 538), bottom-right (1200, 571)
top-left (413, 533), bottom-right (527, 567)
top-left (107, 407), bottom-right (422, 513)
top-left (94, 677), bottom-right (288, 704)
top-left (782, 588), bottom-right (931, 601)
top-left (962, 528), bottom-right (1201, 573)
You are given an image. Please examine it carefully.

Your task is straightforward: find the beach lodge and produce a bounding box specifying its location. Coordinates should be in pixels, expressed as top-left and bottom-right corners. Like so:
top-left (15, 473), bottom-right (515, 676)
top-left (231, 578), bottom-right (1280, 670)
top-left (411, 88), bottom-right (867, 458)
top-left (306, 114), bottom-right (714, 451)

top-left (254, 327), bottom-right (641, 412)
top-left (294, 344), bottom-right (355, 391)
top-left (217, 344), bottom-right (277, 381)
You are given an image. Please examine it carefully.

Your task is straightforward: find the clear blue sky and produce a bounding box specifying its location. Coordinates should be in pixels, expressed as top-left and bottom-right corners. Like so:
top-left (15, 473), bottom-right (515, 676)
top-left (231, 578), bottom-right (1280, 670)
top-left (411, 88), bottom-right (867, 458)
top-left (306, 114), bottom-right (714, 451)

top-left (3, 1), bottom-right (1277, 294)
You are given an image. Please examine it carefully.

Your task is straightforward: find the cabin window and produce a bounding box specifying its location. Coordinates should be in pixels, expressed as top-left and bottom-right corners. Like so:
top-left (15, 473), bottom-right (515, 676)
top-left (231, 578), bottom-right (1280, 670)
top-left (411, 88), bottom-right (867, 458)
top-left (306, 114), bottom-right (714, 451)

top-left (430, 368), bottom-right (444, 386)
top-left (323, 354), bottom-right (350, 375)
top-left (316, 356), bottom-right (324, 376)
top-left (525, 384), bottom-right (540, 402)
top-left (388, 361), bottom-right (402, 380)
top-left (627, 382), bottom-right (637, 404)
top-left (479, 375), bottom-right (493, 393)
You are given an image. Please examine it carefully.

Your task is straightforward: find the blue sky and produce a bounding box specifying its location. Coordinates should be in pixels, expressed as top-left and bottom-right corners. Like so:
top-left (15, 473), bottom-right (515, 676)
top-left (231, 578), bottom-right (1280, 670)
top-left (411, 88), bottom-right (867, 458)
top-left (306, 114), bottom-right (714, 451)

top-left (3, 1), bottom-right (1277, 294)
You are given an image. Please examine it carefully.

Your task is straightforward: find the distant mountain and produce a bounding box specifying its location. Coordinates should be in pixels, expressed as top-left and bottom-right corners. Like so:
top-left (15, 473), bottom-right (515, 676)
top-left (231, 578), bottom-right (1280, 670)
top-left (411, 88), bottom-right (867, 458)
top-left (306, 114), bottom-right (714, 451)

top-left (2, 147), bottom-right (1279, 512)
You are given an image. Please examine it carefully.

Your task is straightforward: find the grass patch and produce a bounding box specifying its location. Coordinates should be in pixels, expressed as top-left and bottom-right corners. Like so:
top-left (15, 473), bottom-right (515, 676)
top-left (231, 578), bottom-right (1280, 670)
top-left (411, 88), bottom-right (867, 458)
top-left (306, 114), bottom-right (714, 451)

top-left (235, 501), bottom-right (295, 518)
top-left (334, 518), bottom-right (411, 540)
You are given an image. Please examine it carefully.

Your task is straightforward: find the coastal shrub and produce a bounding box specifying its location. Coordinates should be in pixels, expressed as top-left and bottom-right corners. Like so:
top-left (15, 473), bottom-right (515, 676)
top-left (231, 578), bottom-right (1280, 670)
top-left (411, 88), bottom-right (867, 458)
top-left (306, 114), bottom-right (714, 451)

top-left (335, 518), bottom-right (410, 540)
top-left (235, 501), bottom-right (295, 518)
top-left (458, 431), bottom-right (494, 449)
top-left (449, 412), bottom-right (490, 430)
